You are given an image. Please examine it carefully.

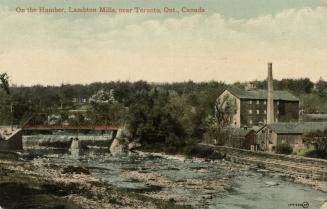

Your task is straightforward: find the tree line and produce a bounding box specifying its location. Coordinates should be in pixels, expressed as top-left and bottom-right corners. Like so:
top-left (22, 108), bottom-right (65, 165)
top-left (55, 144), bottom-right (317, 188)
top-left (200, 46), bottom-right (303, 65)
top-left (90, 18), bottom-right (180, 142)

top-left (0, 75), bottom-right (326, 152)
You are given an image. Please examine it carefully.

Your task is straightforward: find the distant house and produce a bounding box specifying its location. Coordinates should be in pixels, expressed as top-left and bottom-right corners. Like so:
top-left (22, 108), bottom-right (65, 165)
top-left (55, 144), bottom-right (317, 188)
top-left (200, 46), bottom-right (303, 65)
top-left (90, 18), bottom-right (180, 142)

top-left (217, 87), bottom-right (299, 128)
top-left (72, 97), bottom-right (89, 104)
top-left (256, 122), bottom-right (327, 152)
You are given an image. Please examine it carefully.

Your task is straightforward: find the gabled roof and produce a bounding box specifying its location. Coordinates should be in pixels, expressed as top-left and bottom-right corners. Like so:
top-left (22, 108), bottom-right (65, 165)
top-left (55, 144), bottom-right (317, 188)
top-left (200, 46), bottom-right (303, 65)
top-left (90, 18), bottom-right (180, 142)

top-left (303, 114), bottom-right (327, 121)
top-left (227, 127), bottom-right (255, 137)
top-left (226, 88), bottom-right (299, 101)
top-left (262, 122), bottom-right (327, 134)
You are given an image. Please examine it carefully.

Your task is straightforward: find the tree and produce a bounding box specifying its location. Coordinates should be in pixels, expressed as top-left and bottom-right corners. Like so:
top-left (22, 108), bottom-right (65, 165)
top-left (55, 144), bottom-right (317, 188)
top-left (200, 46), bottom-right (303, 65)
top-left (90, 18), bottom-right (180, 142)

top-left (214, 95), bottom-right (237, 129)
top-left (0, 73), bottom-right (13, 126)
top-left (89, 89), bottom-right (126, 124)
top-left (304, 129), bottom-right (327, 153)
top-left (315, 78), bottom-right (327, 97)
top-left (0, 73), bottom-right (10, 95)
top-left (59, 84), bottom-right (75, 109)
top-left (204, 95), bottom-right (237, 145)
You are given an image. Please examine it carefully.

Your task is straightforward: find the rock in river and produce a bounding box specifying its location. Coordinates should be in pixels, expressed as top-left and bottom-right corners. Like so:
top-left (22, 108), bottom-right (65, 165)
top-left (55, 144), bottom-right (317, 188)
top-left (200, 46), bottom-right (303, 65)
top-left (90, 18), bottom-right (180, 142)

top-left (265, 181), bottom-right (279, 186)
top-left (110, 137), bottom-right (128, 156)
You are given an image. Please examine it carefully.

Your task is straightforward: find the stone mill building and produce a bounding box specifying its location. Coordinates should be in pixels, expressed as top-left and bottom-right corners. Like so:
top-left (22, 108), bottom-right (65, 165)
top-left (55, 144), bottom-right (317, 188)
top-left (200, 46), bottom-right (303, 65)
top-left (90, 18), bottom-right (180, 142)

top-left (216, 63), bottom-right (327, 152)
top-left (218, 63), bottom-right (327, 152)
top-left (218, 63), bottom-right (300, 129)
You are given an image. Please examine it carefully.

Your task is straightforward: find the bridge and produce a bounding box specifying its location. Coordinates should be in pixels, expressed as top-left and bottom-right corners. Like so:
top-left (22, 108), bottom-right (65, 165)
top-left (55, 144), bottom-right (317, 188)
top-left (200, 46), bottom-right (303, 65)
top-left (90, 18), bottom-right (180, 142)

top-left (23, 124), bottom-right (119, 131)
top-left (1, 112), bottom-right (121, 150)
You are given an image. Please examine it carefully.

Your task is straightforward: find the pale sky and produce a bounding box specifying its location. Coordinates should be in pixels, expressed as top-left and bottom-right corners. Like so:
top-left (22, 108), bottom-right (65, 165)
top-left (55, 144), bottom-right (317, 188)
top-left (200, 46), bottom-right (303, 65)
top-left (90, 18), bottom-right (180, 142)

top-left (0, 0), bottom-right (327, 86)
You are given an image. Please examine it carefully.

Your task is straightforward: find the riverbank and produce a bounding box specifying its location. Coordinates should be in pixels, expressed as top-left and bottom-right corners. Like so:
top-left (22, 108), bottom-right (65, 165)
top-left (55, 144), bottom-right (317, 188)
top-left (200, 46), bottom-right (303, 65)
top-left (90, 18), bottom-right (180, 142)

top-left (1, 148), bottom-right (326, 209)
top-left (0, 151), bottom-right (191, 209)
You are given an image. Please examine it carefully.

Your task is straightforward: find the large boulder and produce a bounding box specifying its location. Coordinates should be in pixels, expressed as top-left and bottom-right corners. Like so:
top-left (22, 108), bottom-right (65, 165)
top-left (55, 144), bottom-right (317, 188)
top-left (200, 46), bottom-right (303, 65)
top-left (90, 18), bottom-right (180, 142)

top-left (110, 126), bottom-right (141, 155)
top-left (128, 141), bottom-right (141, 151)
top-left (70, 138), bottom-right (80, 150)
top-left (110, 137), bottom-right (128, 156)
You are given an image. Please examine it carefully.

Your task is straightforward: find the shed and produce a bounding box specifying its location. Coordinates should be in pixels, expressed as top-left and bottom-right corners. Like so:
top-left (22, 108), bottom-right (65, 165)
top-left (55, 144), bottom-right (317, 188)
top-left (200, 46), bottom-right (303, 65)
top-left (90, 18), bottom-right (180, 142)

top-left (256, 122), bottom-right (327, 152)
top-left (227, 127), bottom-right (257, 149)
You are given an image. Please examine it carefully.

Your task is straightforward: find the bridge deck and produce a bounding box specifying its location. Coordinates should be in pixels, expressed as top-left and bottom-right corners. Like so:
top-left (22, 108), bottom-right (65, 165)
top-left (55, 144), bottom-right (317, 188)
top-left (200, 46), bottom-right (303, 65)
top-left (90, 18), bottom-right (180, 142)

top-left (23, 125), bottom-right (119, 131)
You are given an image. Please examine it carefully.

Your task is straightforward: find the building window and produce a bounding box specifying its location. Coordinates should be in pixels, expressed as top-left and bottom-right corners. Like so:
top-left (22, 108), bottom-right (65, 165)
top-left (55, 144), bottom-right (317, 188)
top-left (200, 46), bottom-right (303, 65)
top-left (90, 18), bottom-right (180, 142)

top-left (264, 100), bottom-right (267, 105)
top-left (249, 100), bottom-right (252, 104)
top-left (264, 110), bottom-right (267, 114)
top-left (249, 120), bottom-right (253, 124)
top-left (277, 110), bottom-right (279, 114)
top-left (249, 109), bottom-right (252, 114)
top-left (257, 100), bottom-right (260, 104)
top-left (277, 101), bottom-right (280, 105)
top-left (257, 110), bottom-right (260, 114)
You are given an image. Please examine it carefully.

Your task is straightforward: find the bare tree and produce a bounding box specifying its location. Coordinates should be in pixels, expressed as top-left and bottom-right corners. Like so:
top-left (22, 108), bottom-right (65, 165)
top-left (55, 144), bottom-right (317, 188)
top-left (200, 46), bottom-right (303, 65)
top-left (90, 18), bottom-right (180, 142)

top-left (204, 95), bottom-right (237, 145)
top-left (0, 73), bottom-right (13, 129)
top-left (214, 95), bottom-right (237, 129)
top-left (0, 73), bottom-right (10, 95)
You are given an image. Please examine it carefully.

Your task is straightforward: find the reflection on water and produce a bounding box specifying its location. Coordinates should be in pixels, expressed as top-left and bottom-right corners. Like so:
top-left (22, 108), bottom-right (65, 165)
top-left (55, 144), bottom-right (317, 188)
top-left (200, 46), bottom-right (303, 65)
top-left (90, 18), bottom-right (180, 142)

top-left (23, 149), bottom-right (327, 209)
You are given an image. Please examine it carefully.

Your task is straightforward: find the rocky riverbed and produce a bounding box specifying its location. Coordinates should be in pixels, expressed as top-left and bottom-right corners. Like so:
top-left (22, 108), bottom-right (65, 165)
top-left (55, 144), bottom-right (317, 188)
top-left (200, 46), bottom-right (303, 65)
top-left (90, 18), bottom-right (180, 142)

top-left (0, 151), bottom-right (189, 209)
top-left (1, 149), bottom-right (326, 209)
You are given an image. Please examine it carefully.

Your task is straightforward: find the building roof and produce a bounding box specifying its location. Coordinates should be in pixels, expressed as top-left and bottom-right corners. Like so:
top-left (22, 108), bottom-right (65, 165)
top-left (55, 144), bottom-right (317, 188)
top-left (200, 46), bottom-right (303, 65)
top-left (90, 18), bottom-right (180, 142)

top-left (264, 122), bottom-right (327, 134)
top-left (227, 88), bottom-right (299, 101)
top-left (227, 127), bottom-right (255, 137)
top-left (302, 114), bottom-right (327, 121)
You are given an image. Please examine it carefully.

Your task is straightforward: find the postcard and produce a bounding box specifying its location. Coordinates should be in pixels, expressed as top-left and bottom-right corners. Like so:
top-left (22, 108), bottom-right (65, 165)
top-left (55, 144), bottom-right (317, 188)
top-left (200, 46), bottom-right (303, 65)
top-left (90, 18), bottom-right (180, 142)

top-left (0, 0), bottom-right (326, 209)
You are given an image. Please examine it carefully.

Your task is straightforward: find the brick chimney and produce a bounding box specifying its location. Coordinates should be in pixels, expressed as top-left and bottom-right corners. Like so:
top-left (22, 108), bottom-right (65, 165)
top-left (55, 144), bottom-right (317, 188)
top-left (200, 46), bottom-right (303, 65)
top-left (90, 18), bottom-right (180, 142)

top-left (267, 63), bottom-right (274, 124)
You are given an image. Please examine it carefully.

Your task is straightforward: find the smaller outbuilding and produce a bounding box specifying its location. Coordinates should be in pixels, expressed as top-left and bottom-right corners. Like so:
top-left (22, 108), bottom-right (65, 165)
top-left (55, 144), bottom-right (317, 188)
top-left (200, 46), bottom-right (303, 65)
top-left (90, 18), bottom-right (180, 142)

top-left (256, 122), bottom-right (327, 152)
top-left (226, 127), bottom-right (257, 150)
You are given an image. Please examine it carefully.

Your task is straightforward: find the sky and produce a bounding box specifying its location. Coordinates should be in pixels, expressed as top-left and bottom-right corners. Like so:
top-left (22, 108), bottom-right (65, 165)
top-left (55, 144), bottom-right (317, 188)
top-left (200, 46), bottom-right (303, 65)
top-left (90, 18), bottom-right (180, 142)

top-left (0, 0), bottom-right (327, 86)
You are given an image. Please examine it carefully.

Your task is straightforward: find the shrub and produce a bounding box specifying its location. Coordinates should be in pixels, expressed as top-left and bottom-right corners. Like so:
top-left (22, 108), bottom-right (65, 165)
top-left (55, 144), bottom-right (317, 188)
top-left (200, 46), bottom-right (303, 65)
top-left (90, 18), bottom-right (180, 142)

top-left (184, 145), bottom-right (226, 159)
top-left (276, 143), bottom-right (293, 155)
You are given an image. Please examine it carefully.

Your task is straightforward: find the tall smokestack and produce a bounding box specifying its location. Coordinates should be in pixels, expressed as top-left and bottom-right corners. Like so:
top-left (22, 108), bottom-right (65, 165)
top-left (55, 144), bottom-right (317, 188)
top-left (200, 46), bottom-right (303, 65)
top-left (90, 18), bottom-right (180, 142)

top-left (267, 62), bottom-right (274, 124)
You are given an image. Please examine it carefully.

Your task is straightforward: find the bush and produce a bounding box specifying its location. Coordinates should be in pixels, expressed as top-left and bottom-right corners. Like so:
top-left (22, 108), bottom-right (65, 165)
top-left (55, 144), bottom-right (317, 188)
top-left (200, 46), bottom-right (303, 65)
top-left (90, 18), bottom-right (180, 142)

top-left (184, 145), bottom-right (226, 159)
top-left (276, 143), bottom-right (293, 155)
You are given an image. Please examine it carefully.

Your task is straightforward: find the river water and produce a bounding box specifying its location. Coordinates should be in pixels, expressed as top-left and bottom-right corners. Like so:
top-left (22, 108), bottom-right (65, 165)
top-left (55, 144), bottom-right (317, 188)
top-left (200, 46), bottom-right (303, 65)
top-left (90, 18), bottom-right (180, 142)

top-left (23, 149), bottom-right (326, 209)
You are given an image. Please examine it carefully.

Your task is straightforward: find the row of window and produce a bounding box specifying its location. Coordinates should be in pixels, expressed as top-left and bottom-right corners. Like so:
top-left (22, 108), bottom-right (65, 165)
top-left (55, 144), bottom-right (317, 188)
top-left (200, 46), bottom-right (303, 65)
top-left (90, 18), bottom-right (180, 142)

top-left (249, 118), bottom-right (279, 125)
top-left (248, 109), bottom-right (279, 114)
top-left (248, 100), bottom-right (280, 105)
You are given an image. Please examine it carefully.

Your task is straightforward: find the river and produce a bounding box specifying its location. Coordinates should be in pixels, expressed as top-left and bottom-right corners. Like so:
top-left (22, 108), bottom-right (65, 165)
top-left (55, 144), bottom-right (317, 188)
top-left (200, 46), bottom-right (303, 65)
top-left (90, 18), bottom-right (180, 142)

top-left (20, 148), bottom-right (327, 209)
